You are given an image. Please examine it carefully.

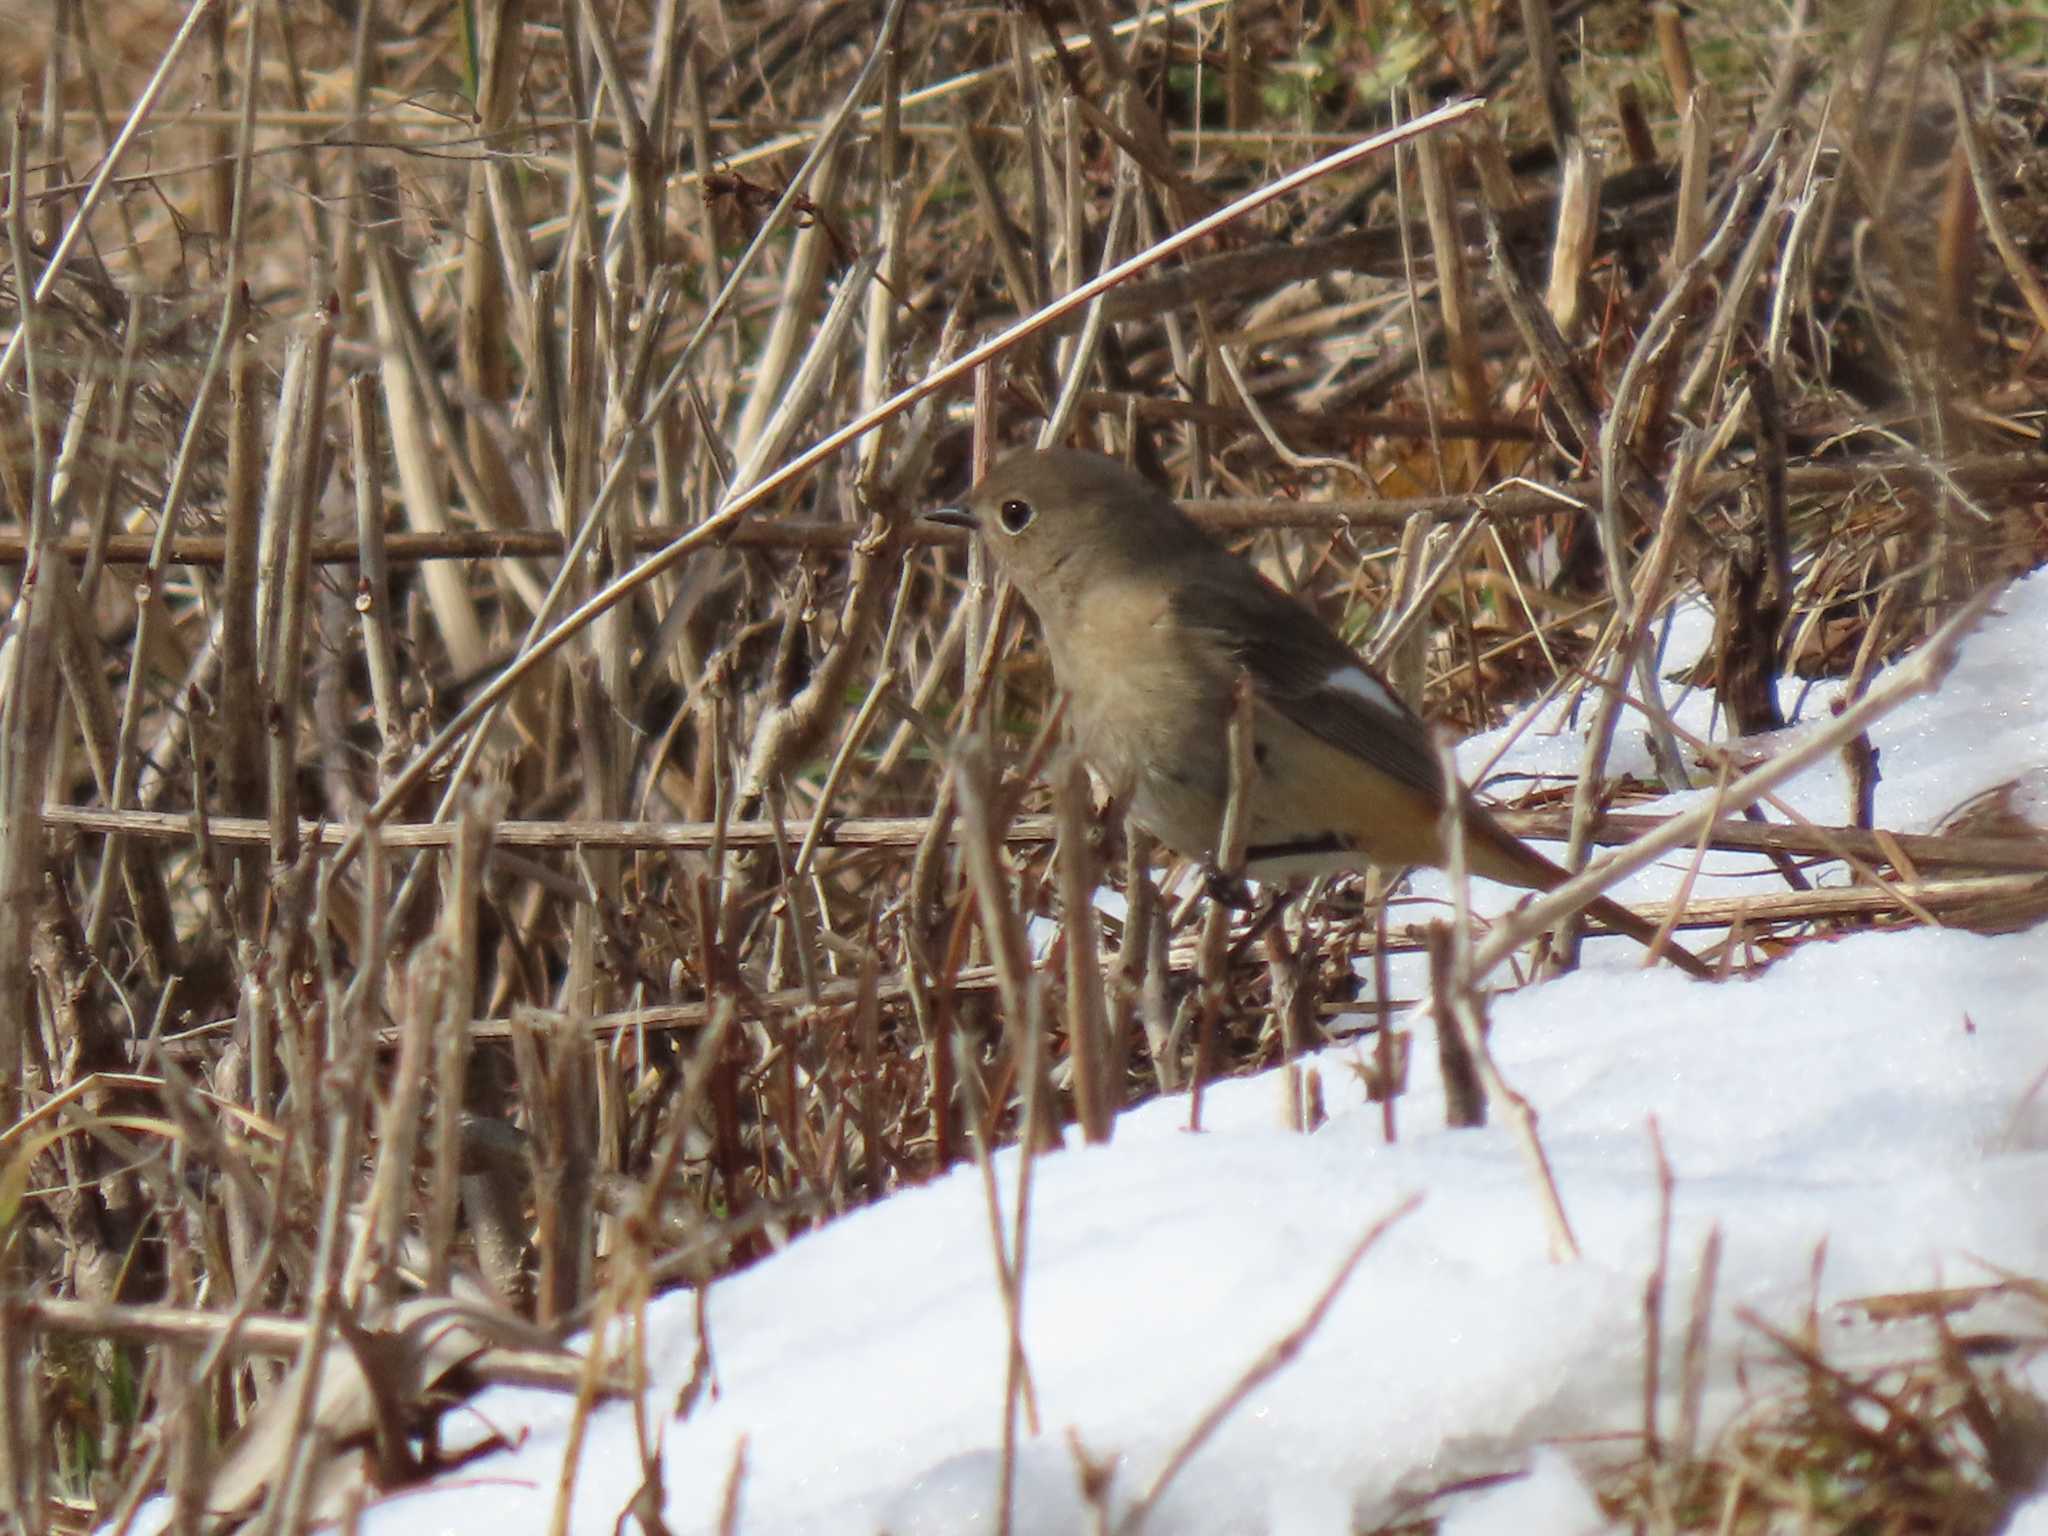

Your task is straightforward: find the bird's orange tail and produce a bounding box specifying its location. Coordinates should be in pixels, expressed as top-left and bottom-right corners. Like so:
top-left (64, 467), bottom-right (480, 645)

top-left (1461, 806), bottom-right (1715, 980)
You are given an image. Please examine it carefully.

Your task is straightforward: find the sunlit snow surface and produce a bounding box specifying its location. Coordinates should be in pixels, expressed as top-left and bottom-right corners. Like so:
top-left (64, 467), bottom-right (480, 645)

top-left (222, 579), bottom-right (2048, 1532)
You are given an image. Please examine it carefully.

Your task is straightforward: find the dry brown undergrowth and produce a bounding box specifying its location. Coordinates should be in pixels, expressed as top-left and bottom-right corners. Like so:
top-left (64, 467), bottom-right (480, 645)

top-left (2, 0), bottom-right (2047, 1530)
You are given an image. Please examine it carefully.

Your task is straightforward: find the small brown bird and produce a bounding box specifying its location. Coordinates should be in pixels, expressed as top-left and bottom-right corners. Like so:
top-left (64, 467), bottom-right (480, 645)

top-left (928, 448), bottom-right (1712, 980)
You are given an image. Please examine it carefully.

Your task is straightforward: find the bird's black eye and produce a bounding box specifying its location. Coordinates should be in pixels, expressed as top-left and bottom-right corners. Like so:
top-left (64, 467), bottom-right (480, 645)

top-left (998, 497), bottom-right (1035, 534)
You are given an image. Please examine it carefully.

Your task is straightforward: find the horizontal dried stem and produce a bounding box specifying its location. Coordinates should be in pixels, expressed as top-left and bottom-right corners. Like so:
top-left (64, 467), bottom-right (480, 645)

top-left (8, 452), bottom-right (2039, 571)
top-left (45, 803), bottom-right (2048, 874)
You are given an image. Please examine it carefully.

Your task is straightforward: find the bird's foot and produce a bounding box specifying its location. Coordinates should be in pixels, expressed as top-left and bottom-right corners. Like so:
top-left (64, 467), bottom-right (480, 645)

top-left (1202, 867), bottom-right (1258, 910)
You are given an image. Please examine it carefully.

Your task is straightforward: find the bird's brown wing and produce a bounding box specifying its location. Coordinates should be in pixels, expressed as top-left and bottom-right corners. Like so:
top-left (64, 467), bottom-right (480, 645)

top-left (1167, 561), bottom-right (1447, 805)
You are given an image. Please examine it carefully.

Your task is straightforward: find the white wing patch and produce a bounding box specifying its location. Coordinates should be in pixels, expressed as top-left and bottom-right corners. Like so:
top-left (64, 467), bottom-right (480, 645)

top-left (1325, 665), bottom-right (1403, 720)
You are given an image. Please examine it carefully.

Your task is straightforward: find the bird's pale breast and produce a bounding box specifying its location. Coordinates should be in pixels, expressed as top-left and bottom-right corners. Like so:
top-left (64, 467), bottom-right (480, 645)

top-left (1045, 577), bottom-right (1444, 876)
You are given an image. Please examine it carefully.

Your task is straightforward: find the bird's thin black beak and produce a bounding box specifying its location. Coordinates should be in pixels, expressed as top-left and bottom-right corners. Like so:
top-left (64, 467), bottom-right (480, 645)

top-left (923, 505), bottom-right (977, 530)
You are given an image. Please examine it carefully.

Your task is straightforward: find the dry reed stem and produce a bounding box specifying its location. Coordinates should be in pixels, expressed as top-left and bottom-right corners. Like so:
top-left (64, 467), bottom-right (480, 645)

top-left (1189, 673), bottom-right (1257, 1133)
top-left (1410, 85), bottom-right (1485, 486)
top-left (1554, 433), bottom-right (1706, 967)
top-left (1056, 754), bottom-right (1114, 1144)
top-left (1436, 737), bottom-right (1579, 1261)
top-left (0, 107), bottom-right (56, 1535)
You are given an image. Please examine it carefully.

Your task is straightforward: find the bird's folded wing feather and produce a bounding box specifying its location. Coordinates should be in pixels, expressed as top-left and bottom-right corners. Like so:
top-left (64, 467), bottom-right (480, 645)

top-left (1169, 566), bottom-right (1446, 803)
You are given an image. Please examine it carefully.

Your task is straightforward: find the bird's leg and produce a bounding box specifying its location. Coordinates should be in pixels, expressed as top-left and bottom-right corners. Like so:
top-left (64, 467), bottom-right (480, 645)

top-left (1092, 788), bottom-right (1131, 870)
top-left (1222, 884), bottom-right (1294, 963)
top-left (1201, 865), bottom-right (1258, 910)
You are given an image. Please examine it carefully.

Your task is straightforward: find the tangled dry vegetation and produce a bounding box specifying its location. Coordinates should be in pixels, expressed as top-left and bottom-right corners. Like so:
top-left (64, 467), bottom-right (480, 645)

top-left (2, 0), bottom-right (2047, 1530)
